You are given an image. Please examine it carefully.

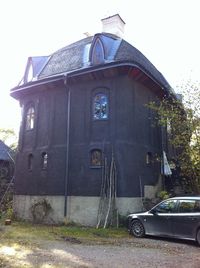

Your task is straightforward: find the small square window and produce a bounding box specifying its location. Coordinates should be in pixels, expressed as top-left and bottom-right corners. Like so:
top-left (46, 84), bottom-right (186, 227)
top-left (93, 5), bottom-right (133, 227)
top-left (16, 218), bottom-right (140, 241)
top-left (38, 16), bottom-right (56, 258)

top-left (90, 149), bottom-right (102, 167)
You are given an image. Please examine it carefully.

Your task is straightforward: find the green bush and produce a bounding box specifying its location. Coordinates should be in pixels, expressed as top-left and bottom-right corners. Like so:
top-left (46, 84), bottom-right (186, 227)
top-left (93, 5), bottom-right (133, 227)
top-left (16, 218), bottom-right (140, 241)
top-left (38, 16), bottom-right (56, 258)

top-left (157, 190), bottom-right (170, 200)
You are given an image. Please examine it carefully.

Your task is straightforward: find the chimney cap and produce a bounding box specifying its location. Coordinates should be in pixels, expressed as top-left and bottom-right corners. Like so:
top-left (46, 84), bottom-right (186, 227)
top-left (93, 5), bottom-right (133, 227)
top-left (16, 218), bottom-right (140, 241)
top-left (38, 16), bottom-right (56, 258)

top-left (101, 14), bottom-right (126, 25)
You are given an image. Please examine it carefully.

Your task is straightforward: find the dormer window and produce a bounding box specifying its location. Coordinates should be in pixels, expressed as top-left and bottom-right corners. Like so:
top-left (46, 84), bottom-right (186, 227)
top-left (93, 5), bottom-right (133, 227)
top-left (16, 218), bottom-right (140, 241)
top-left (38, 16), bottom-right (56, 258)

top-left (24, 57), bottom-right (34, 83)
top-left (90, 37), bottom-right (105, 65)
top-left (27, 63), bottom-right (33, 82)
top-left (25, 105), bottom-right (35, 130)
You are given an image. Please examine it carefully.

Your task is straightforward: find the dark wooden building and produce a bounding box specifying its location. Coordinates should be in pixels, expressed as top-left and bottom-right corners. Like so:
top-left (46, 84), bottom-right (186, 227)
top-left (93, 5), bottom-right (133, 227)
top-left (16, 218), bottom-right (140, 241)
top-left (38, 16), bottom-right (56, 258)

top-left (11, 15), bottom-right (173, 225)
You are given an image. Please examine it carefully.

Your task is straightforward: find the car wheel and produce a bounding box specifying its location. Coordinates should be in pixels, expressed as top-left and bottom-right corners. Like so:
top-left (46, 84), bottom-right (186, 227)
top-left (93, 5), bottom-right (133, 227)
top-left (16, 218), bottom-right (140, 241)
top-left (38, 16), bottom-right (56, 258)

top-left (196, 229), bottom-right (200, 246)
top-left (130, 220), bottom-right (145, 238)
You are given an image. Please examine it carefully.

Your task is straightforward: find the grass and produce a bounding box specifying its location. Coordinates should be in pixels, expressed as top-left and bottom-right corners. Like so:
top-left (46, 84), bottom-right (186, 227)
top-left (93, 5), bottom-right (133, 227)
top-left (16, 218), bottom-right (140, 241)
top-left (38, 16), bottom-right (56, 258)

top-left (0, 219), bottom-right (131, 268)
top-left (0, 219), bottom-right (129, 246)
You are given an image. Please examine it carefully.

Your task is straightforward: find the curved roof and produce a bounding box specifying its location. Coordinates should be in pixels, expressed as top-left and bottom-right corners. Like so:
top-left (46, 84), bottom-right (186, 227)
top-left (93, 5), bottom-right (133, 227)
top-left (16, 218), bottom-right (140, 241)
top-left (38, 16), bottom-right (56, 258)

top-left (15, 32), bottom-right (172, 94)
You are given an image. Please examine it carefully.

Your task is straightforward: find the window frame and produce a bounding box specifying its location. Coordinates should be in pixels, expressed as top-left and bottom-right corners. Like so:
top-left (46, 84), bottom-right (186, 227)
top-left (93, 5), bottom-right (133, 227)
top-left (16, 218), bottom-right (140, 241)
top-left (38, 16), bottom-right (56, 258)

top-left (93, 93), bottom-right (109, 121)
top-left (41, 152), bottom-right (48, 170)
top-left (153, 200), bottom-right (177, 214)
top-left (25, 104), bottom-right (35, 131)
top-left (90, 149), bottom-right (102, 168)
top-left (177, 199), bottom-right (199, 213)
top-left (89, 36), bottom-right (105, 65)
top-left (28, 153), bottom-right (33, 171)
top-left (146, 152), bottom-right (153, 165)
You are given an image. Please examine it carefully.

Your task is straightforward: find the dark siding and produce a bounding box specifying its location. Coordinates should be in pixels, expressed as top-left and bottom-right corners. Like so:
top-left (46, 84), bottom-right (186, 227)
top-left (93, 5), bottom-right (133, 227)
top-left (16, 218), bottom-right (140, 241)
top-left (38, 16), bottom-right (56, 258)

top-left (37, 94), bottom-right (50, 147)
top-left (52, 88), bottom-right (68, 145)
top-left (14, 73), bottom-right (163, 198)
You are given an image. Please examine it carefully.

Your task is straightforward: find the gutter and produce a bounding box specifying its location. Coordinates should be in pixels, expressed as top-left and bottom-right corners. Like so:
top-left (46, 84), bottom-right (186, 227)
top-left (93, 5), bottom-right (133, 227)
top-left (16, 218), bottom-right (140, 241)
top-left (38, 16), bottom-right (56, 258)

top-left (10, 61), bottom-right (174, 99)
top-left (10, 75), bottom-right (64, 99)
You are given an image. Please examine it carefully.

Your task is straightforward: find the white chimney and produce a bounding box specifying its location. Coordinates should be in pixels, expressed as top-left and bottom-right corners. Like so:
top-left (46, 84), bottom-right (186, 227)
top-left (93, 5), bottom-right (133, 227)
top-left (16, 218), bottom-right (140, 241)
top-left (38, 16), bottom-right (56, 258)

top-left (101, 14), bottom-right (125, 38)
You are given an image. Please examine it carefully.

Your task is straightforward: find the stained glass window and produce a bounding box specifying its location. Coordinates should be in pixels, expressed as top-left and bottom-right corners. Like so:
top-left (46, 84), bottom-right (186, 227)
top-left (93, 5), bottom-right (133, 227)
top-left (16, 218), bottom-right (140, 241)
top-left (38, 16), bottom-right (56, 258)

top-left (93, 94), bottom-right (108, 120)
top-left (91, 149), bottom-right (102, 167)
top-left (26, 106), bottom-right (35, 130)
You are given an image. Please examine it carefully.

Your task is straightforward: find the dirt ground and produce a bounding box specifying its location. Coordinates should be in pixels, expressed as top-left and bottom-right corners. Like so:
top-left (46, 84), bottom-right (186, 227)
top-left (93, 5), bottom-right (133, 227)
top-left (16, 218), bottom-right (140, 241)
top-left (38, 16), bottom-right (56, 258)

top-left (0, 235), bottom-right (199, 268)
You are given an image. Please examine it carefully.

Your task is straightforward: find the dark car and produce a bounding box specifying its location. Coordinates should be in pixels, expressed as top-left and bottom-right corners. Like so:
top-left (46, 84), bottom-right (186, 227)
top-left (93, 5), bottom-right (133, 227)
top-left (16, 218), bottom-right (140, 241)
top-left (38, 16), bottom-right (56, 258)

top-left (127, 196), bottom-right (200, 245)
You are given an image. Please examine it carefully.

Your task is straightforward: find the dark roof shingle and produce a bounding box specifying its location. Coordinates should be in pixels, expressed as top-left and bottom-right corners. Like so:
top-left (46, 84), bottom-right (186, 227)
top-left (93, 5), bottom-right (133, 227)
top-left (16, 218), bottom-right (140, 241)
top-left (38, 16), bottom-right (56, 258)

top-left (17, 33), bottom-right (172, 94)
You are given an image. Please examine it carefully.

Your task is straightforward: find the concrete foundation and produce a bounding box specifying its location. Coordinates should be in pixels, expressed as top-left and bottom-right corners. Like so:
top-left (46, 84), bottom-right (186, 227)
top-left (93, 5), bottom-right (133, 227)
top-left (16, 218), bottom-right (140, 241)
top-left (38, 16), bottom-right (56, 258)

top-left (13, 195), bottom-right (144, 226)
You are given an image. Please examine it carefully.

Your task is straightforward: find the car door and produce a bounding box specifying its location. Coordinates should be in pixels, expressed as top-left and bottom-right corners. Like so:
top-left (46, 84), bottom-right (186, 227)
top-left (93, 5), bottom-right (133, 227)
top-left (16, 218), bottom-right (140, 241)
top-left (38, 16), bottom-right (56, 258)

top-left (171, 199), bottom-right (200, 239)
top-left (144, 199), bottom-right (177, 237)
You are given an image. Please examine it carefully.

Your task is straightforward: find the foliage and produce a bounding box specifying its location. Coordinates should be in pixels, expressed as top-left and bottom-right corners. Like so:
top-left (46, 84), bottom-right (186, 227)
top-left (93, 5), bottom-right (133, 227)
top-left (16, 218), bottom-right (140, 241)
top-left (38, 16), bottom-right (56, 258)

top-left (0, 128), bottom-right (18, 151)
top-left (148, 79), bottom-right (200, 193)
top-left (6, 207), bottom-right (14, 220)
top-left (0, 128), bottom-right (15, 217)
top-left (157, 191), bottom-right (170, 200)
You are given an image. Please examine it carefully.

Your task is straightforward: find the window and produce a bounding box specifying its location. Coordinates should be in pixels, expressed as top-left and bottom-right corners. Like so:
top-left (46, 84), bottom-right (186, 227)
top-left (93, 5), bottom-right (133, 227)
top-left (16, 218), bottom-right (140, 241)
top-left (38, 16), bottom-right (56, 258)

top-left (194, 201), bottom-right (200, 212)
top-left (93, 94), bottom-right (108, 120)
top-left (178, 200), bottom-right (197, 213)
top-left (154, 200), bottom-right (177, 213)
top-left (28, 154), bottom-right (33, 171)
top-left (146, 152), bottom-right (153, 165)
top-left (27, 63), bottom-right (33, 82)
top-left (90, 37), bottom-right (105, 65)
top-left (26, 105), bottom-right (35, 130)
top-left (41, 152), bottom-right (48, 170)
top-left (90, 149), bottom-right (102, 167)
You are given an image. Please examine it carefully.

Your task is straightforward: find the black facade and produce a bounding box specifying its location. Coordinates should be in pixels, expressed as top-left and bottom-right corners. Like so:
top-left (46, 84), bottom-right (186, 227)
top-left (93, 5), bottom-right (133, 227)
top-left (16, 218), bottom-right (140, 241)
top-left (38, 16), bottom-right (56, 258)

top-left (11, 31), bottom-right (172, 202)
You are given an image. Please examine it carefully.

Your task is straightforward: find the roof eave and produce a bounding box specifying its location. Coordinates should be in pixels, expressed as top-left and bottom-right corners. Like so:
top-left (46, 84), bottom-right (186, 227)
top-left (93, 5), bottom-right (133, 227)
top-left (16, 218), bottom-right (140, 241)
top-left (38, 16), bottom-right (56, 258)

top-left (10, 61), bottom-right (173, 99)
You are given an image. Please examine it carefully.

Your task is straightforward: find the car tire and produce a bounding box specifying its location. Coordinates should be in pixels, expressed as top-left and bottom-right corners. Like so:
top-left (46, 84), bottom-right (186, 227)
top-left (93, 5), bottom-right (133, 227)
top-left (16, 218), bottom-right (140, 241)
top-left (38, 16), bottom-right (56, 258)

top-left (130, 220), bottom-right (145, 238)
top-left (196, 229), bottom-right (200, 246)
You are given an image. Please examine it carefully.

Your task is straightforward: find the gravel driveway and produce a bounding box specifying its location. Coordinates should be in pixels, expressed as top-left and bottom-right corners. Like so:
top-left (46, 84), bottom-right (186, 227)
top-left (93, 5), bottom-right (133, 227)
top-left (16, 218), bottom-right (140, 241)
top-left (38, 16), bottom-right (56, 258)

top-left (1, 236), bottom-right (199, 267)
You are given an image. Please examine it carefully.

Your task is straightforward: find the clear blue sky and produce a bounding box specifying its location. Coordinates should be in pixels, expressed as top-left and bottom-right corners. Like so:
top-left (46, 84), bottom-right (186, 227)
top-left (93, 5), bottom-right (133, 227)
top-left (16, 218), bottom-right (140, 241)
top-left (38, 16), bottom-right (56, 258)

top-left (0, 0), bottom-right (199, 133)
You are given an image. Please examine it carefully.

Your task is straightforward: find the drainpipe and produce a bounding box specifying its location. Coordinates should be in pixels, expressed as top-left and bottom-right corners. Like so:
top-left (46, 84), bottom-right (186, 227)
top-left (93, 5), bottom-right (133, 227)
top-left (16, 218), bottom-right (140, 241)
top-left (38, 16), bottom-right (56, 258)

top-left (64, 75), bottom-right (71, 220)
top-left (161, 126), bottom-right (165, 189)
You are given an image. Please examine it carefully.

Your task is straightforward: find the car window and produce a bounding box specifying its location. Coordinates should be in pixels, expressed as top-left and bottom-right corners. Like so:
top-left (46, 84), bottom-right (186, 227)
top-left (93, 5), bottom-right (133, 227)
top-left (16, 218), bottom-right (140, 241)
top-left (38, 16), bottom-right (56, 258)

top-left (194, 201), bottom-right (200, 212)
top-left (178, 200), bottom-right (200, 213)
top-left (154, 200), bottom-right (177, 213)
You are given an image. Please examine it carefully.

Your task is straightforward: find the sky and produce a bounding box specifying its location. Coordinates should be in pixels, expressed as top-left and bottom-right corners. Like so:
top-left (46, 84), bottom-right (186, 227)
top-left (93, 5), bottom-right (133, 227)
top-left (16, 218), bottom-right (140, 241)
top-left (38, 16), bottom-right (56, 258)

top-left (0, 0), bottom-right (200, 134)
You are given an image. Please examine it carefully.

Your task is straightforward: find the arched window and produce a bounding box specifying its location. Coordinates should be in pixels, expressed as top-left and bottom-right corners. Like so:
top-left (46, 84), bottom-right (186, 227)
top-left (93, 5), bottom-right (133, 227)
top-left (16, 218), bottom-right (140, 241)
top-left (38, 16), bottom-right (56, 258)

top-left (93, 94), bottom-right (108, 120)
top-left (146, 152), bottom-right (153, 165)
top-left (28, 154), bottom-right (33, 171)
top-left (26, 105), bottom-right (35, 130)
top-left (90, 37), bottom-right (105, 65)
top-left (41, 152), bottom-right (48, 170)
top-left (90, 149), bottom-right (102, 167)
